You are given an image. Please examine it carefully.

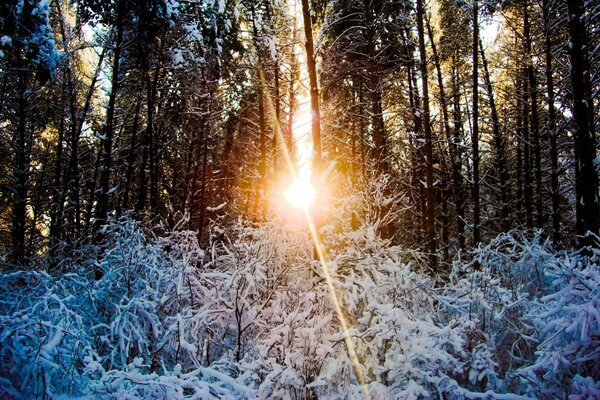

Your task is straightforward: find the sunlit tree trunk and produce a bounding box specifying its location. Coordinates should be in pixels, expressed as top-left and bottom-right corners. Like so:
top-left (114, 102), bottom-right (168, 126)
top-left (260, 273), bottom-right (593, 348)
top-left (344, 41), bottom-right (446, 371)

top-left (301, 0), bottom-right (321, 173)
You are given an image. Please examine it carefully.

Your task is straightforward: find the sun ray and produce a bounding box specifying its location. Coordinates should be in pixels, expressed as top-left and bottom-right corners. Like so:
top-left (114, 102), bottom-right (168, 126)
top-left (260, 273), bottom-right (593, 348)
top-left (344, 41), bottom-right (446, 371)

top-left (250, 15), bottom-right (370, 397)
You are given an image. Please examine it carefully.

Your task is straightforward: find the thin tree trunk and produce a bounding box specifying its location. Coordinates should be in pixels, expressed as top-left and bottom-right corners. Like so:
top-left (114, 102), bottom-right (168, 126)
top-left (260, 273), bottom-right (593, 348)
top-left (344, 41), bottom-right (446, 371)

top-left (122, 99), bottom-right (142, 211)
top-left (471, 0), bottom-right (481, 245)
top-left (416, 0), bottom-right (437, 264)
top-left (363, 0), bottom-right (387, 173)
top-left (543, 0), bottom-right (560, 244)
top-left (301, 0), bottom-right (321, 173)
top-left (479, 39), bottom-right (510, 232)
top-left (197, 130), bottom-right (209, 243)
top-left (11, 60), bottom-right (29, 265)
top-left (522, 68), bottom-right (534, 228)
top-left (50, 89), bottom-right (66, 242)
top-left (69, 47), bottom-right (107, 236)
top-left (451, 58), bottom-right (466, 250)
top-left (523, 0), bottom-right (543, 228)
top-left (95, 0), bottom-right (125, 230)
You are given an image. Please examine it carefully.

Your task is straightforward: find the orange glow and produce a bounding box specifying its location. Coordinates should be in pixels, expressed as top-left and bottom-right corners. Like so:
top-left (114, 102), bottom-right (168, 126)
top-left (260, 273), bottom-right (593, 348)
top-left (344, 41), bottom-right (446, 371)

top-left (283, 101), bottom-right (317, 210)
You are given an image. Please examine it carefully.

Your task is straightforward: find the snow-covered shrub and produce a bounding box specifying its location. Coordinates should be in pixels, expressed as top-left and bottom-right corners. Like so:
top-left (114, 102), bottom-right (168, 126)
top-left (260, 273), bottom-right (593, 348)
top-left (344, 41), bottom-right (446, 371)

top-left (0, 270), bottom-right (97, 398)
top-left (0, 216), bottom-right (253, 399)
top-left (440, 230), bottom-right (557, 393)
top-left (319, 231), bottom-right (468, 398)
top-left (515, 240), bottom-right (600, 399)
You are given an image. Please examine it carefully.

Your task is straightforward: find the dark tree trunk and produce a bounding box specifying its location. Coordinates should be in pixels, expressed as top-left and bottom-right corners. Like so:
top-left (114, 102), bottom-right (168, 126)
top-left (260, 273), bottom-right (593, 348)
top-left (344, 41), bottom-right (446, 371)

top-left (11, 62), bottom-right (30, 265)
top-left (451, 59), bottom-right (466, 250)
top-left (567, 0), bottom-right (599, 246)
top-left (543, 0), bottom-right (560, 245)
top-left (472, 0), bottom-right (481, 245)
top-left (95, 0), bottom-right (125, 230)
top-left (522, 68), bottom-right (534, 229)
top-left (69, 47), bottom-right (107, 237)
top-left (363, 0), bottom-right (387, 173)
top-left (479, 39), bottom-right (510, 232)
top-left (50, 88), bottom-right (65, 242)
top-left (416, 0), bottom-right (437, 264)
top-left (523, 0), bottom-right (543, 228)
top-left (122, 100), bottom-right (142, 211)
top-left (301, 0), bottom-right (321, 174)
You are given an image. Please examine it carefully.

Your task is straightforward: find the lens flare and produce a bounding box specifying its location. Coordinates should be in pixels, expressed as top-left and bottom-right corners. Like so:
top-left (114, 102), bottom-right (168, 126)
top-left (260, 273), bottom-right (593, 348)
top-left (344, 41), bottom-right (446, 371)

top-left (284, 175), bottom-right (316, 209)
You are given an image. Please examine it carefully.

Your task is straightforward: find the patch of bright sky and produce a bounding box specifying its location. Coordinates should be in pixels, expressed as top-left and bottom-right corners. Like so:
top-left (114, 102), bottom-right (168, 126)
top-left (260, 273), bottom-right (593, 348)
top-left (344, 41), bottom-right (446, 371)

top-left (481, 15), bottom-right (502, 47)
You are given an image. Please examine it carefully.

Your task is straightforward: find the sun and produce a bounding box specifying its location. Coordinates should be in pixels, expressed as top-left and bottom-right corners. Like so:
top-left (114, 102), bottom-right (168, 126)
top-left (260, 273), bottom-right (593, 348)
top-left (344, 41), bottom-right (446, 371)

top-left (284, 177), bottom-right (316, 210)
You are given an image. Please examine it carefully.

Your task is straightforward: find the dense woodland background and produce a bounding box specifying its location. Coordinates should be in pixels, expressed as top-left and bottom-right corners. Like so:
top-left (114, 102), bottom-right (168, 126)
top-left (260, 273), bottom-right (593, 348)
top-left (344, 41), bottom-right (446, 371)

top-left (0, 0), bottom-right (599, 398)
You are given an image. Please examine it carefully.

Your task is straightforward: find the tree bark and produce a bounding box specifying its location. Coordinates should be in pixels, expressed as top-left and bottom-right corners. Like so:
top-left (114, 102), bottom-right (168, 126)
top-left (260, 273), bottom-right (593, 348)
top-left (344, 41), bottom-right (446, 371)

top-left (95, 0), bottom-right (125, 231)
top-left (479, 39), bottom-right (510, 232)
top-left (543, 0), bottom-right (559, 244)
top-left (567, 0), bottom-right (599, 247)
top-left (523, 0), bottom-right (543, 228)
top-left (416, 0), bottom-right (437, 263)
top-left (472, 0), bottom-right (481, 245)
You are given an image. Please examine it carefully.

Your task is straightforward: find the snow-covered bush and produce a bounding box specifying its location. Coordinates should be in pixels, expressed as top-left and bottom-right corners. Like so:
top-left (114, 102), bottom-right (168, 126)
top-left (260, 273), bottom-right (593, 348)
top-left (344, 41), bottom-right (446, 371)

top-left (515, 240), bottom-right (600, 399)
top-left (0, 216), bottom-right (253, 399)
top-left (1, 215), bottom-right (597, 399)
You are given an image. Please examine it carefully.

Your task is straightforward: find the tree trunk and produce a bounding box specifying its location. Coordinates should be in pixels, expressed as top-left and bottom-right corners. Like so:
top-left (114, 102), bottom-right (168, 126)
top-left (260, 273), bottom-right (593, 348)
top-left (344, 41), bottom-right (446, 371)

top-left (567, 0), bottom-right (599, 247)
top-left (95, 0), bottom-right (125, 230)
top-left (122, 100), bottom-right (142, 211)
top-left (479, 39), bottom-right (510, 232)
top-left (543, 0), bottom-right (559, 244)
top-left (301, 0), bottom-right (321, 174)
top-left (416, 0), bottom-right (437, 264)
top-left (522, 68), bottom-right (534, 228)
top-left (472, 0), bottom-right (481, 245)
top-left (11, 61), bottom-right (30, 265)
top-left (523, 0), bottom-right (543, 228)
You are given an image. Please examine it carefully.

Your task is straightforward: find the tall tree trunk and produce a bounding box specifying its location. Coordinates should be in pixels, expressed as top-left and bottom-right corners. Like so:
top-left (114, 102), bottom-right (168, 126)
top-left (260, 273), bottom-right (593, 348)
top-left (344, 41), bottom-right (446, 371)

top-left (522, 68), bottom-right (534, 228)
top-left (11, 60), bottom-right (29, 265)
top-left (416, 0), bottom-right (437, 264)
top-left (273, 61), bottom-right (280, 176)
top-left (472, 0), bottom-right (481, 245)
top-left (122, 100), bottom-right (142, 211)
top-left (50, 88), bottom-right (66, 242)
top-left (69, 47), bottom-right (106, 237)
top-left (523, 0), bottom-right (543, 228)
top-left (258, 82), bottom-right (267, 211)
top-left (515, 74), bottom-right (524, 224)
top-left (301, 0), bottom-right (321, 174)
top-left (148, 64), bottom-right (161, 213)
top-left (543, 0), bottom-right (559, 244)
top-left (197, 130), bottom-right (209, 243)
top-left (567, 0), bottom-right (599, 246)
top-left (363, 0), bottom-right (387, 173)
top-left (451, 58), bottom-right (466, 250)
top-left (479, 39), bottom-right (510, 232)
top-left (301, 0), bottom-right (322, 260)
top-left (95, 0), bottom-right (125, 230)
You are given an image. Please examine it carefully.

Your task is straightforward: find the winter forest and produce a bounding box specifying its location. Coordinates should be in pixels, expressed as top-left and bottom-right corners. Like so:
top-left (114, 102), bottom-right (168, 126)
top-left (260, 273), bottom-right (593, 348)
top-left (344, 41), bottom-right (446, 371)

top-left (1, 0), bottom-right (599, 398)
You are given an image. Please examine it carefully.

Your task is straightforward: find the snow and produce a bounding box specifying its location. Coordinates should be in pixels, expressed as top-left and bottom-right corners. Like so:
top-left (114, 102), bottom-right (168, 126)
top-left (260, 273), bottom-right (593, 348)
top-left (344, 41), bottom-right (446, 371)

top-left (207, 202), bottom-right (227, 212)
top-left (0, 216), bottom-right (598, 399)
